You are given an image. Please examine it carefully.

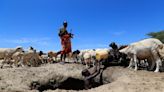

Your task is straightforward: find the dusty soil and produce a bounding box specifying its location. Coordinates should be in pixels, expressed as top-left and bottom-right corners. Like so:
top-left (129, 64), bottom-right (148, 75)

top-left (0, 62), bottom-right (164, 92)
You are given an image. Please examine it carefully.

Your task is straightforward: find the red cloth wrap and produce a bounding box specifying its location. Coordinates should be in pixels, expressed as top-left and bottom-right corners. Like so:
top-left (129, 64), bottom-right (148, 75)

top-left (60, 34), bottom-right (72, 54)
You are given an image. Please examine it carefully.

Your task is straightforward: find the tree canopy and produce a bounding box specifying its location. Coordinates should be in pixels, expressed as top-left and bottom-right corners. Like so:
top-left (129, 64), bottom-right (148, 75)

top-left (147, 30), bottom-right (164, 43)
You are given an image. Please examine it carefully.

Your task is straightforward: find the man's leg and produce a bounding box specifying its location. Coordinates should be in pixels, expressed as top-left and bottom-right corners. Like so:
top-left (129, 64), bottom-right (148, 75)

top-left (60, 54), bottom-right (63, 62)
top-left (64, 54), bottom-right (67, 62)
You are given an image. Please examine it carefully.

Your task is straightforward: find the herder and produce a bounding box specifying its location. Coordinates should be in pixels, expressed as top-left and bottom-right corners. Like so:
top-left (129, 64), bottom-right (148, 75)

top-left (58, 21), bottom-right (73, 62)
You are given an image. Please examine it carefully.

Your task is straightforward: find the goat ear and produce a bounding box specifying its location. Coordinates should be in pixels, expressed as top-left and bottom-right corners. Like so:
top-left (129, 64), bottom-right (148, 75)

top-left (17, 47), bottom-right (22, 50)
top-left (16, 46), bottom-right (22, 49)
top-left (159, 44), bottom-right (163, 49)
top-left (77, 50), bottom-right (80, 54)
top-left (109, 44), bottom-right (112, 47)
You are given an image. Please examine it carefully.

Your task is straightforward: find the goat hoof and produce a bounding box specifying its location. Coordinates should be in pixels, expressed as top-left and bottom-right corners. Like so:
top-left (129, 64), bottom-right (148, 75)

top-left (134, 69), bottom-right (138, 71)
top-left (128, 67), bottom-right (132, 69)
top-left (154, 70), bottom-right (159, 73)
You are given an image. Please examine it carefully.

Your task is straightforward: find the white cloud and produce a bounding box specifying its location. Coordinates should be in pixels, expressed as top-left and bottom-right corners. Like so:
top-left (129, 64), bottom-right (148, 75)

top-left (2, 37), bottom-right (52, 46)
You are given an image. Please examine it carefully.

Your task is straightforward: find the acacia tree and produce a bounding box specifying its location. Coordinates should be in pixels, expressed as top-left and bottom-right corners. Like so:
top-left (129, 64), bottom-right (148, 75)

top-left (147, 30), bottom-right (164, 43)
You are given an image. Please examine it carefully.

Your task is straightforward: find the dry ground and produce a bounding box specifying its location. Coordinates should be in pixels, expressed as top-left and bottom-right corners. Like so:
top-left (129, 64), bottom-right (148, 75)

top-left (0, 62), bottom-right (164, 92)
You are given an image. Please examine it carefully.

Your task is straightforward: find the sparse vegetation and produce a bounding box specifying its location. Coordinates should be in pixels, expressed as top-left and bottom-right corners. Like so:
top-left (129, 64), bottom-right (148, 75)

top-left (147, 30), bottom-right (164, 43)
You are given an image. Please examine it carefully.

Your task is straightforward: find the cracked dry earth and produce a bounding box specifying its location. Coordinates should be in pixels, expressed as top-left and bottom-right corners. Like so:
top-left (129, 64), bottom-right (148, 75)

top-left (0, 62), bottom-right (164, 92)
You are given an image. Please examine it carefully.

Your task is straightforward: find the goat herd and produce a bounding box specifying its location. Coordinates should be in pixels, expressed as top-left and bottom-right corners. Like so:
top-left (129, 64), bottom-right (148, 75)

top-left (0, 38), bottom-right (164, 73)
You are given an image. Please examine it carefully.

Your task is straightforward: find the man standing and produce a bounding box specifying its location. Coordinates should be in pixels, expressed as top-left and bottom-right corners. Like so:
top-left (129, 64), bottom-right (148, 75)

top-left (58, 21), bottom-right (73, 62)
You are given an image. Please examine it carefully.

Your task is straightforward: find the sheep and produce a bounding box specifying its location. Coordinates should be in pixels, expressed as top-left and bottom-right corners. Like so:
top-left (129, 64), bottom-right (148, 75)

top-left (64, 52), bottom-right (75, 63)
top-left (75, 49), bottom-right (95, 67)
top-left (95, 49), bottom-right (111, 68)
top-left (83, 52), bottom-right (92, 68)
top-left (55, 54), bottom-right (61, 62)
top-left (77, 50), bottom-right (86, 64)
top-left (66, 50), bottom-right (79, 63)
top-left (72, 50), bottom-right (80, 60)
top-left (119, 38), bottom-right (163, 72)
top-left (81, 50), bottom-right (96, 68)
top-left (48, 51), bottom-right (57, 63)
top-left (76, 50), bottom-right (88, 64)
top-left (21, 47), bottom-right (42, 67)
top-left (40, 54), bottom-right (49, 64)
top-left (158, 44), bottom-right (164, 60)
top-left (95, 49), bottom-right (109, 62)
top-left (12, 51), bottom-right (24, 67)
top-left (76, 49), bottom-right (110, 67)
top-left (34, 51), bottom-right (50, 64)
top-left (0, 46), bottom-right (23, 68)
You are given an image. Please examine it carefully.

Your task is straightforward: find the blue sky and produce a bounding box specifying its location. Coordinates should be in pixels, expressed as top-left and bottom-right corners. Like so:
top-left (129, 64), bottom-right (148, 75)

top-left (0, 0), bottom-right (164, 52)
